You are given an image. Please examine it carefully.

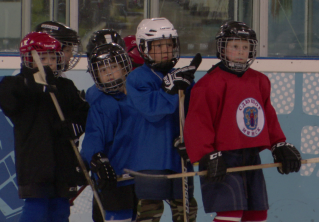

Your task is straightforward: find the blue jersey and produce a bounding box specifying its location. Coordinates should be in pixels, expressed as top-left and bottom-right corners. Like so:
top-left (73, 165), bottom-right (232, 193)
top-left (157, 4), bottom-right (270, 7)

top-left (126, 64), bottom-right (189, 173)
top-left (85, 84), bottom-right (104, 105)
top-left (80, 91), bottom-right (137, 186)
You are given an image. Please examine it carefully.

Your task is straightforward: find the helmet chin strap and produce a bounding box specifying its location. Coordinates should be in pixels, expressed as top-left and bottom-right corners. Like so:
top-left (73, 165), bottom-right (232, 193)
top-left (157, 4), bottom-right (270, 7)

top-left (227, 61), bottom-right (248, 71)
top-left (147, 58), bottom-right (178, 74)
top-left (103, 78), bottom-right (125, 94)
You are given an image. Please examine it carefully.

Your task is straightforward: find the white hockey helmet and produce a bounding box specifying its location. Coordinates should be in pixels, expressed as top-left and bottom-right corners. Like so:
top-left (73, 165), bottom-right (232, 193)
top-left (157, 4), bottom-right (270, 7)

top-left (136, 17), bottom-right (180, 72)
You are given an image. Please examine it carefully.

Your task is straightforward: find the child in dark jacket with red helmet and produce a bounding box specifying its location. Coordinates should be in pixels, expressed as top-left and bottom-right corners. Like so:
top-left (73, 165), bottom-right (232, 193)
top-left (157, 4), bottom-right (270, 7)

top-left (0, 32), bottom-right (89, 222)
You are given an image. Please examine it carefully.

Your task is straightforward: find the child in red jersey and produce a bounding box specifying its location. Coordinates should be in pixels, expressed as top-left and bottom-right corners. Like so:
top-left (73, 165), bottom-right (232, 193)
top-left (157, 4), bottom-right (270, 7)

top-left (184, 21), bottom-right (302, 222)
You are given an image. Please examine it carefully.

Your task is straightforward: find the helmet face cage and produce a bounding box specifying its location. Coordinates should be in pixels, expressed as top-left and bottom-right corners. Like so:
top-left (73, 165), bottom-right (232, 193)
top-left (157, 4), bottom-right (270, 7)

top-left (217, 37), bottom-right (257, 72)
top-left (140, 37), bottom-right (180, 70)
top-left (61, 40), bottom-right (82, 71)
top-left (89, 47), bottom-right (132, 94)
top-left (21, 51), bottom-right (64, 72)
top-left (21, 51), bottom-right (65, 75)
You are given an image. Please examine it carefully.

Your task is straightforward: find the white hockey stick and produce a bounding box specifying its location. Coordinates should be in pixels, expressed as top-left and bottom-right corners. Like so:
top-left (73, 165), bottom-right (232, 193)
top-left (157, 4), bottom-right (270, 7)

top-left (178, 89), bottom-right (189, 222)
top-left (31, 50), bottom-right (105, 221)
top-left (178, 53), bottom-right (202, 222)
top-left (124, 157), bottom-right (319, 179)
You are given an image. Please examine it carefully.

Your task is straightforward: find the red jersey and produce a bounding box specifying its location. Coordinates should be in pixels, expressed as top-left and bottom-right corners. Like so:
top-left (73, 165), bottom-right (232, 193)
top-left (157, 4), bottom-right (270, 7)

top-left (184, 66), bottom-right (286, 163)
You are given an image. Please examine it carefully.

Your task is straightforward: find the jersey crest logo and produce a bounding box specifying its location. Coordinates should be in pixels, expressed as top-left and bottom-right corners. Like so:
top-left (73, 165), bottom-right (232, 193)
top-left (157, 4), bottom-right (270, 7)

top-left (236, 98), bottom-right (265, 137)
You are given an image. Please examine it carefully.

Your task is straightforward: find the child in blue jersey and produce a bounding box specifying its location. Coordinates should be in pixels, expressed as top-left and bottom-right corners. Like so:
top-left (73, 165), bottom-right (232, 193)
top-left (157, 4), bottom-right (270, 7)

top-left (80, 43), bottom-right (138, 222)
top-left (125, 17), bottom-right (199, 222)
top-left (85, 29), bottom-right (127, 105)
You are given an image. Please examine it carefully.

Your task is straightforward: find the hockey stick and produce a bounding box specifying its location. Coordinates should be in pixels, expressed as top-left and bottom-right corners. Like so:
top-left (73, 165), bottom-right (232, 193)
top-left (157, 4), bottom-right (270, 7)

top-left (124, 157), bottom-right (319, 179)
top-left (178, 89), bottom-right (189, 222)
top-left (179, 53), bottom-right (202, 222)
top-left (31, 50), bottom-right (105, 220)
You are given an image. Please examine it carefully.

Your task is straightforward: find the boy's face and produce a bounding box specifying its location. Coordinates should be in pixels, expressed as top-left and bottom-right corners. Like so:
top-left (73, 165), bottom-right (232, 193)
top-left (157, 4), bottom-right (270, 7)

top-left (98, 62), bottom-right (124, 85)
top-left (34, 52), bottom-right (58, 71)
top-left (63, 45), bottom-right (73, 65)
top-left (149, 38), bottom-right (173, 64)
top-left (226, 39), bottom-right (250, 63)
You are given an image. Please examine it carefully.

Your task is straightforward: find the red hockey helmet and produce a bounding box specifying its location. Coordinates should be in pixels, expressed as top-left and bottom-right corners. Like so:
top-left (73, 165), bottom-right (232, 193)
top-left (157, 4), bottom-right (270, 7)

top-left (123, 35), bottom-right (144, 69)
top-left (20, 31), bottom-right (62, 53)
top-left (20, 32), bottom-right (65, 73)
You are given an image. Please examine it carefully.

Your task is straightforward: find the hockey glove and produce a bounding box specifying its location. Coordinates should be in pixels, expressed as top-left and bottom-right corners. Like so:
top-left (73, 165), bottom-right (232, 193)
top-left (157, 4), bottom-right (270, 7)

top-left (162, 53), bottom-right (201, 95)
top-left (23, 65), bottom-right (57, 93)
top-left (90, 152), bottom-right (117, 190)
top-left (272, 142), bottom-right (301, 174)
top-left (162, 66), bottom-right (195, 95)
top-left (59, 119), bottom-right (85, 140)
top-left (199, 151), bottom-right (227, 183)
top-left (173, 136), bottom-right (190, 162)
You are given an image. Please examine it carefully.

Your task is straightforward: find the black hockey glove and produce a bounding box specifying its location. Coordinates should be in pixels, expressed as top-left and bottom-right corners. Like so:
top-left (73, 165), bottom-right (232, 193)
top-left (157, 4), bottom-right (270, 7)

top-left (23, 65), bottom-right (57, 93)
top-left (199, 151), bottom-right (227, 183)
top-left (59, 119), bottom-right (85, 140)
top-left (90, 152), bottom-right (117, 190)
top-left (173, 136), bottom-right (190, 162)
top-left (272, 142), bottom-right (301, 174)
top-left (162, 66), bottom-right (195, 95)
top-left (162, 53), bottom-right (201, 95)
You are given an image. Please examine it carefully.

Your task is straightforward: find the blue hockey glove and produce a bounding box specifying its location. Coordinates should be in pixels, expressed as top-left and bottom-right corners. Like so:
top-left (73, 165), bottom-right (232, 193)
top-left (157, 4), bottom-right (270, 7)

top-left (272, 142), bottom-right (301, 174)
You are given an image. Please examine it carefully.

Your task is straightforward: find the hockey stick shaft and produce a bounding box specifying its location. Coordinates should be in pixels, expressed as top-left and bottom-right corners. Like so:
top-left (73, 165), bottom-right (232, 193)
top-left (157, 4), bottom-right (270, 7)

top-left (179, 89), bottom-right (189, 222)
top-left (124, 157), bottom-right (319, 179)
top-left (31, 50), bottom-right (105, 220)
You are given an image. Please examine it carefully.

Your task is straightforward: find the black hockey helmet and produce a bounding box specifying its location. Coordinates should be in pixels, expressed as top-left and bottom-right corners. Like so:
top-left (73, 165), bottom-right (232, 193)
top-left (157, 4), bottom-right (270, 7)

top-left (35, 21), bottom-right (82, 71)
top-left (86, 29), bottom-right (126, 59)
top-left (216, 21), bottom-right (258, 72)
top-left (88, 43), bottom-right (132, 94)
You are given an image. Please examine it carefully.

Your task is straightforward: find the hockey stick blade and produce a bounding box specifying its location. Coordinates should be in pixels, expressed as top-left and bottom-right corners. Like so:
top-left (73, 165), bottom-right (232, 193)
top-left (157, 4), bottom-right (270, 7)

top-left (189, 53), bottom-right (202, 70)
top-left (124, 157), bottom-right (319, 179)
top-left (69, 174), bottom-right (134, 205)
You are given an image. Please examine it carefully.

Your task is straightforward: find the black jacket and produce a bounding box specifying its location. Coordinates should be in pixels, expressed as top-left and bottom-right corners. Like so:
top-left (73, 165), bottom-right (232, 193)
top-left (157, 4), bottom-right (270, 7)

top-left (0, 72), bottom-right (89, 198)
